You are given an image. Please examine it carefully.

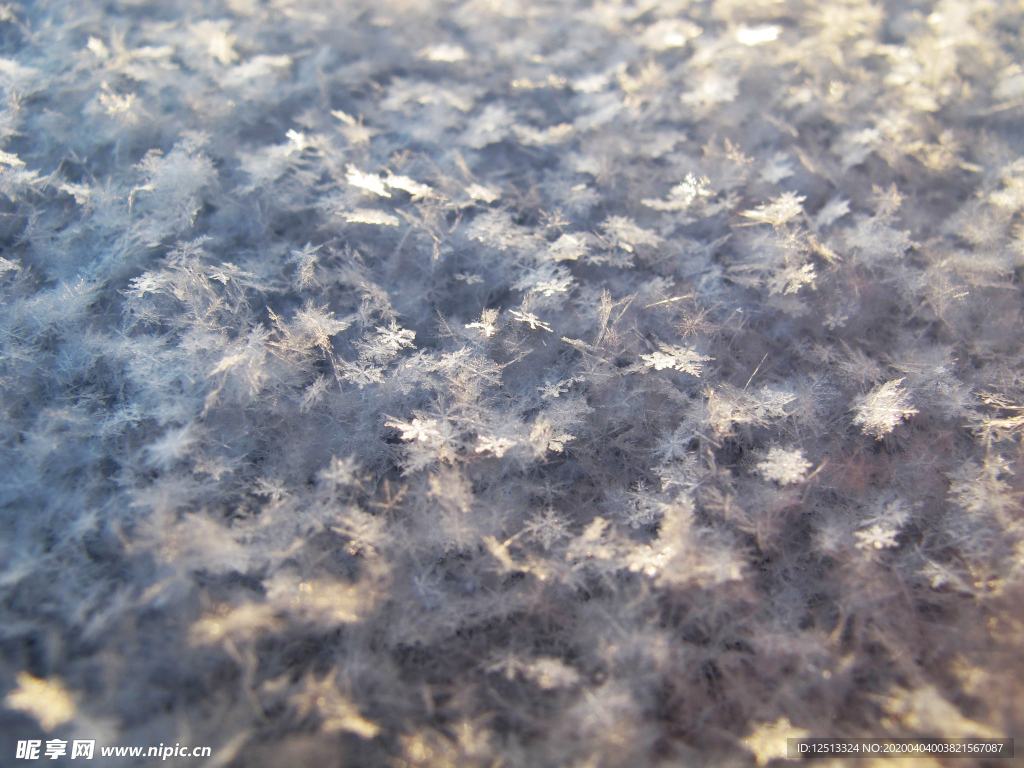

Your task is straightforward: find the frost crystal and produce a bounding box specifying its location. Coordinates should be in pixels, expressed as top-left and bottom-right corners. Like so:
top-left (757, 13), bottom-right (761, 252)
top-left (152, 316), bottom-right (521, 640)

top-left (742, 192), bottom-right (806, 227)
top-left (319, 455), bottom-right (362, 489)
top-left (854, 523), bottom-right (900, 551)
top-left (853, 379), bottom-right (918, 438)
top-left (522, 508), bottom-right (570, 550)
top-left (642, 173), bottom-right (713, 211)
top-left (640, 344), bottom-right (713, 377)
top-left (343, 209), bottom-right (400, 226)
top-left (600, 216), bottom-right (663, 252)
top-left (385, 173), bottom-right (433, 200)
top-left (387, 417), bottom-right (442, 443)
top-left (547, 233), bottom-right (587, 261)
top-left (757, 448), bottom-right (812, 485)
top-left (465, 308), bottom-right (499, 337)
top-left (475, 435), bottom-right (516, 458)
top-left (346, 165), bottom-right (390, 197)
top-left (509, 309), bottom-right (552, 332)
top-left (465, 183), bottom-right (500, 203)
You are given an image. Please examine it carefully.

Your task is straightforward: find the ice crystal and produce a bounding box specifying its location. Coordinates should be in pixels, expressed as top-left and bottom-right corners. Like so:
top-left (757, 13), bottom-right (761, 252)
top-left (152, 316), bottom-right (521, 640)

top-left (757, 448), bottom-right (812, 485)
top-left (346, 166), bottom-right (391, 197)
top-left (853, 379), bottom-right (919, 438)
top-left (742, 192), bottom-right (807, 228)
top-left (640, 344), bottom-right (713, 377)
top-left (854, 523), bottom-right (901, 551)
top-left (343, 209), bottom-right (401, 226)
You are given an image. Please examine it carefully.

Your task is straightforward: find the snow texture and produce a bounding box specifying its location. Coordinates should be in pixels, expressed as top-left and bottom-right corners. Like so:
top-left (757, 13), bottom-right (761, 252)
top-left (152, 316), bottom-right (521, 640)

top-left (1, 0), bottom-right (1023, 765)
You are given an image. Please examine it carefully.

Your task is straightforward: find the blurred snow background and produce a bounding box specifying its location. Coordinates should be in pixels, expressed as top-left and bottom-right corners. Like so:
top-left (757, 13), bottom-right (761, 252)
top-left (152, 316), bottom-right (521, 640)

top-left (0, 0), bottom-right (1023, 765)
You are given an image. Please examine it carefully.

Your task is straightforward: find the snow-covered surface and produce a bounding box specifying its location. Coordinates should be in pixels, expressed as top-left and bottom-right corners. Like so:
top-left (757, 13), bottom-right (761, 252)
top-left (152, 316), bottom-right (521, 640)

top-left (1, 0), bottom-right (1022, 764)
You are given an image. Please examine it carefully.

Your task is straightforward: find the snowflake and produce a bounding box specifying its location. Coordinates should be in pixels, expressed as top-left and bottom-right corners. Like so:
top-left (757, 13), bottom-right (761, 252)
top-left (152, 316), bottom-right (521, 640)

top-left (332, 110), bottom-right (378, 145)
top-left (288, 242), bottom-right (321, 288)
top-left (144, 424), bottom-right (198, 470)
top-left (0, 150), bottom-right (25, 168)
top-left (846, 215), bottom-right (913, 263)
top-left (754, 385), bottom-right (797, 419)
top-left (465, 183), bottom-right (500, 203)
top-left (741, 192), bottom-right (806, 227)
top-left (853, 378), bottom-right (918, 438)
top-left (757, 447), bottom-right (812, 485)
top-left (640, 351), bottom-right (680, 370)
top-left (466, 308), bottom-right (499, 337)
top-left (537, 377), bottom-right (578, 399)
top-left (640, 344), bottom-right (713, 376)
top-left (858, 499), bottom-right (911, 535)
top-left (759, 152), bottom-right (794, 184)
top-left (190, 20), bottom-right (238, 65)
top-left (510, 309), bottom-right (553, 332)
top-left (253, 477), bottom-right (288, 503)
top-left (483, 654), bottom-right (579, 689)
top-left (346, 165), bottom-right (390, 197)
top-left (284, 129), bottom-right (313, 154)
top-left (767, 262), bottom-right (817, 295)
top-left (623, 481), bottom-right (662, 528)
top-left (529, 419), bottom-right (574, 453)
top-left (642, 173), bottom-right (713, 211)
top-left (815, 197), bottom-right (851, 228)
top-left (467, 210), bottom-right (520, 250)
top-left (599, 216), bottom-right (662, 252)
top-left (854, 523), bottom-right (900, 550)
top-left (522, 508), bottom-right (571, 550)
top-left (532, 275), bottom-right (574, 297)
top-left (546, 432), bottom-right (574, 453)
top-left (547, 233), bottom-right (587, 261)
top-left (475, 435), bottom-right (516, 458)
top-left (344, 209), bottom-right (400, 226)
top-left (658, 453), bottom-right (705, 492)
top-left (919, 560), bottom-right (963, 590)
top-left (385, 173), bottom-right (433, 200)
top-left (386, 417), bottom-right (442, 442)
top-left (207, 262), bottom-right (258, 285)
top-left (319, 455), bottom-right (362, 488)
top-left (126, 272), bottom-right (172, 298)
top-left (374, 323), bottom-right (416, 352)
top-left (292, 304), bottom-right (353, 351)
top-left (98, 84), bottom-right (137, 119)
top-left (513, 264), bottom-right (574, 297)
top-left (947, 456), bottom-right (1018, 524)
top-left (339, 360), bottom-right (385, 388)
